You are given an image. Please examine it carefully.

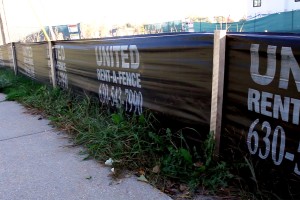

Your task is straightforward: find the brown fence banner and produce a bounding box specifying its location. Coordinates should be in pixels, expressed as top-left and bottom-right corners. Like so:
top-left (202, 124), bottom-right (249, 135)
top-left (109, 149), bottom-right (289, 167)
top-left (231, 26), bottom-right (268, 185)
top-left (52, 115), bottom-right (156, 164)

top-left (15, 42), bottom-right (51, 84)
top-left (222, 33), bottom-right (300, 193)
top-left (53, 33), bottom-right (214, 126)
top-left (0, 44), bottom-right (13, 69)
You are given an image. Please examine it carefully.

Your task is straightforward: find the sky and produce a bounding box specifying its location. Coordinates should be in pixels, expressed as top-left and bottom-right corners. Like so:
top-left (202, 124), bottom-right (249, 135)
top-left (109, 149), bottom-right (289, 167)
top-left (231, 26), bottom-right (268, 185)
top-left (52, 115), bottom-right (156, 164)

top-left (0, 0), bottom-right (247, 42)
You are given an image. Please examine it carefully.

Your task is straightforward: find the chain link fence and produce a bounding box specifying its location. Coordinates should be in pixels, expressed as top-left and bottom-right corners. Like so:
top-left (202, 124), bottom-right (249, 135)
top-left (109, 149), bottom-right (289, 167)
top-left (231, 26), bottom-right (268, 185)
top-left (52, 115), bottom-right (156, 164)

top-left (145, 9), bottom-right (300, 33)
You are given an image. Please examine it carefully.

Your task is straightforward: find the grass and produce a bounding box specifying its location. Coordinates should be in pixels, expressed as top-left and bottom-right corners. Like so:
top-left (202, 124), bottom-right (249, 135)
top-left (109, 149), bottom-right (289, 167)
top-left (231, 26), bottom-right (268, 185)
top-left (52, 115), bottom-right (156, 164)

top-left (0, 68), bottom-right (236, 198)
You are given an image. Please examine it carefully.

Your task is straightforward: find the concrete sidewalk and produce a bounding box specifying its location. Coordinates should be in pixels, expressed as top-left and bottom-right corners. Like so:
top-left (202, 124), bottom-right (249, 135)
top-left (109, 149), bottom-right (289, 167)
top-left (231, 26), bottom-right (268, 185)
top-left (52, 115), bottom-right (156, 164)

top-left (0, 93), bottom-right (171, 200)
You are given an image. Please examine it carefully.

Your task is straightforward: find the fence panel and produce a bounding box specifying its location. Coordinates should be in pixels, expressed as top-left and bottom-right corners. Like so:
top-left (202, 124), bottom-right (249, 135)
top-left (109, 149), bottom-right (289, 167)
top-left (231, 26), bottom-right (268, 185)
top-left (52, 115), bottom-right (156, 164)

top-left (222, 33), bottom-right (300, 184)
top-left (53, 33), bottom-right (214, 126)
top-left (15, 42), bottom-right (51, 84)
top-left (0, 44), bottom-right (13, 69)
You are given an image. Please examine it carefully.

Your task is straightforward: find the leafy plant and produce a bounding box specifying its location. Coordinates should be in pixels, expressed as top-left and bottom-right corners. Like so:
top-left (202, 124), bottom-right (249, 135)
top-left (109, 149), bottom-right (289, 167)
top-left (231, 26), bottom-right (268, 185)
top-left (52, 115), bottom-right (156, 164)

top-left (159, 130), bottom-right (233, 193)
top-left (0, 68), bottom-right (233, 197)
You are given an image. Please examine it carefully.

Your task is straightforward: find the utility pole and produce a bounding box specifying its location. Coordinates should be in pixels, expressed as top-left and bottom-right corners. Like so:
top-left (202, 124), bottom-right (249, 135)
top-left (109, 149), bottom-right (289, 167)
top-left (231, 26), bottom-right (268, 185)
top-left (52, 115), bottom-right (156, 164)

top-left (0, 11), bottom-right (6, 44)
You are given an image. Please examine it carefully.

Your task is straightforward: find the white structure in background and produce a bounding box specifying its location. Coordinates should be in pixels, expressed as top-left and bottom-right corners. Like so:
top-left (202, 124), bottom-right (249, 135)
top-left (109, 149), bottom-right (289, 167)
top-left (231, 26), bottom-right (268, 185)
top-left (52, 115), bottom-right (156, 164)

top-left (247, 0), bottom-right (300, 18)
top-left (182, 18), bottom-right (194, 32)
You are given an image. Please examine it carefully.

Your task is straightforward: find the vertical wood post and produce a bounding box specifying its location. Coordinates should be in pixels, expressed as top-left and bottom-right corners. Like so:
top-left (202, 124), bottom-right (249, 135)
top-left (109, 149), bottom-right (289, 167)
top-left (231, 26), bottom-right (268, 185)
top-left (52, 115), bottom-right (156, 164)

top-left (0, 13), bottom-right (6, 45)
top-left (48, 41), bottom-right (57, 87)
top-left (11, 42), bottom-right (17, 75)
top-left (210, 30), bottom-right (226, 157)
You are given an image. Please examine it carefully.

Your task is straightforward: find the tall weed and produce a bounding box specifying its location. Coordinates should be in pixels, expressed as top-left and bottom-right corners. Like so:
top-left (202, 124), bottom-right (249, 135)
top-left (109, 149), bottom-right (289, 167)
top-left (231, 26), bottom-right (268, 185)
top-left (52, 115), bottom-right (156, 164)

top-left (0, 68), bottom-right (233, 195)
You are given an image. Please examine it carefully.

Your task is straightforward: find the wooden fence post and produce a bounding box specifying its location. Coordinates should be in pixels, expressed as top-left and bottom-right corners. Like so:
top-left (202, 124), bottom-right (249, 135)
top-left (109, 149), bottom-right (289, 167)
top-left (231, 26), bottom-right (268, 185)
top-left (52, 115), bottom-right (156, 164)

top-left (210, 30), bottom-right (226, 157)
top-left (48, 41), bottom-right (57, 87)
top-left (11, 42), bottom-right (18, 75)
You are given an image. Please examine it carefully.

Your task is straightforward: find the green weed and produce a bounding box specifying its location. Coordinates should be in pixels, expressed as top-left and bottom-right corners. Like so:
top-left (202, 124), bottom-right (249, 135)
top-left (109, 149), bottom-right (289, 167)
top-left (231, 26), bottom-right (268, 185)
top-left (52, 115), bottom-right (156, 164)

top-left (0, 68), bottom-right (234, 197)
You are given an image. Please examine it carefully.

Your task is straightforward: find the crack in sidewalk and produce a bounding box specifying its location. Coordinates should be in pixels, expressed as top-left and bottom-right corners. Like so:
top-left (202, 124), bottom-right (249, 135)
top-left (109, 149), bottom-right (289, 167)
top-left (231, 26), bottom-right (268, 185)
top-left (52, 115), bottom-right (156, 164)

top-left (0, 129), bottom-right (55, 142)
